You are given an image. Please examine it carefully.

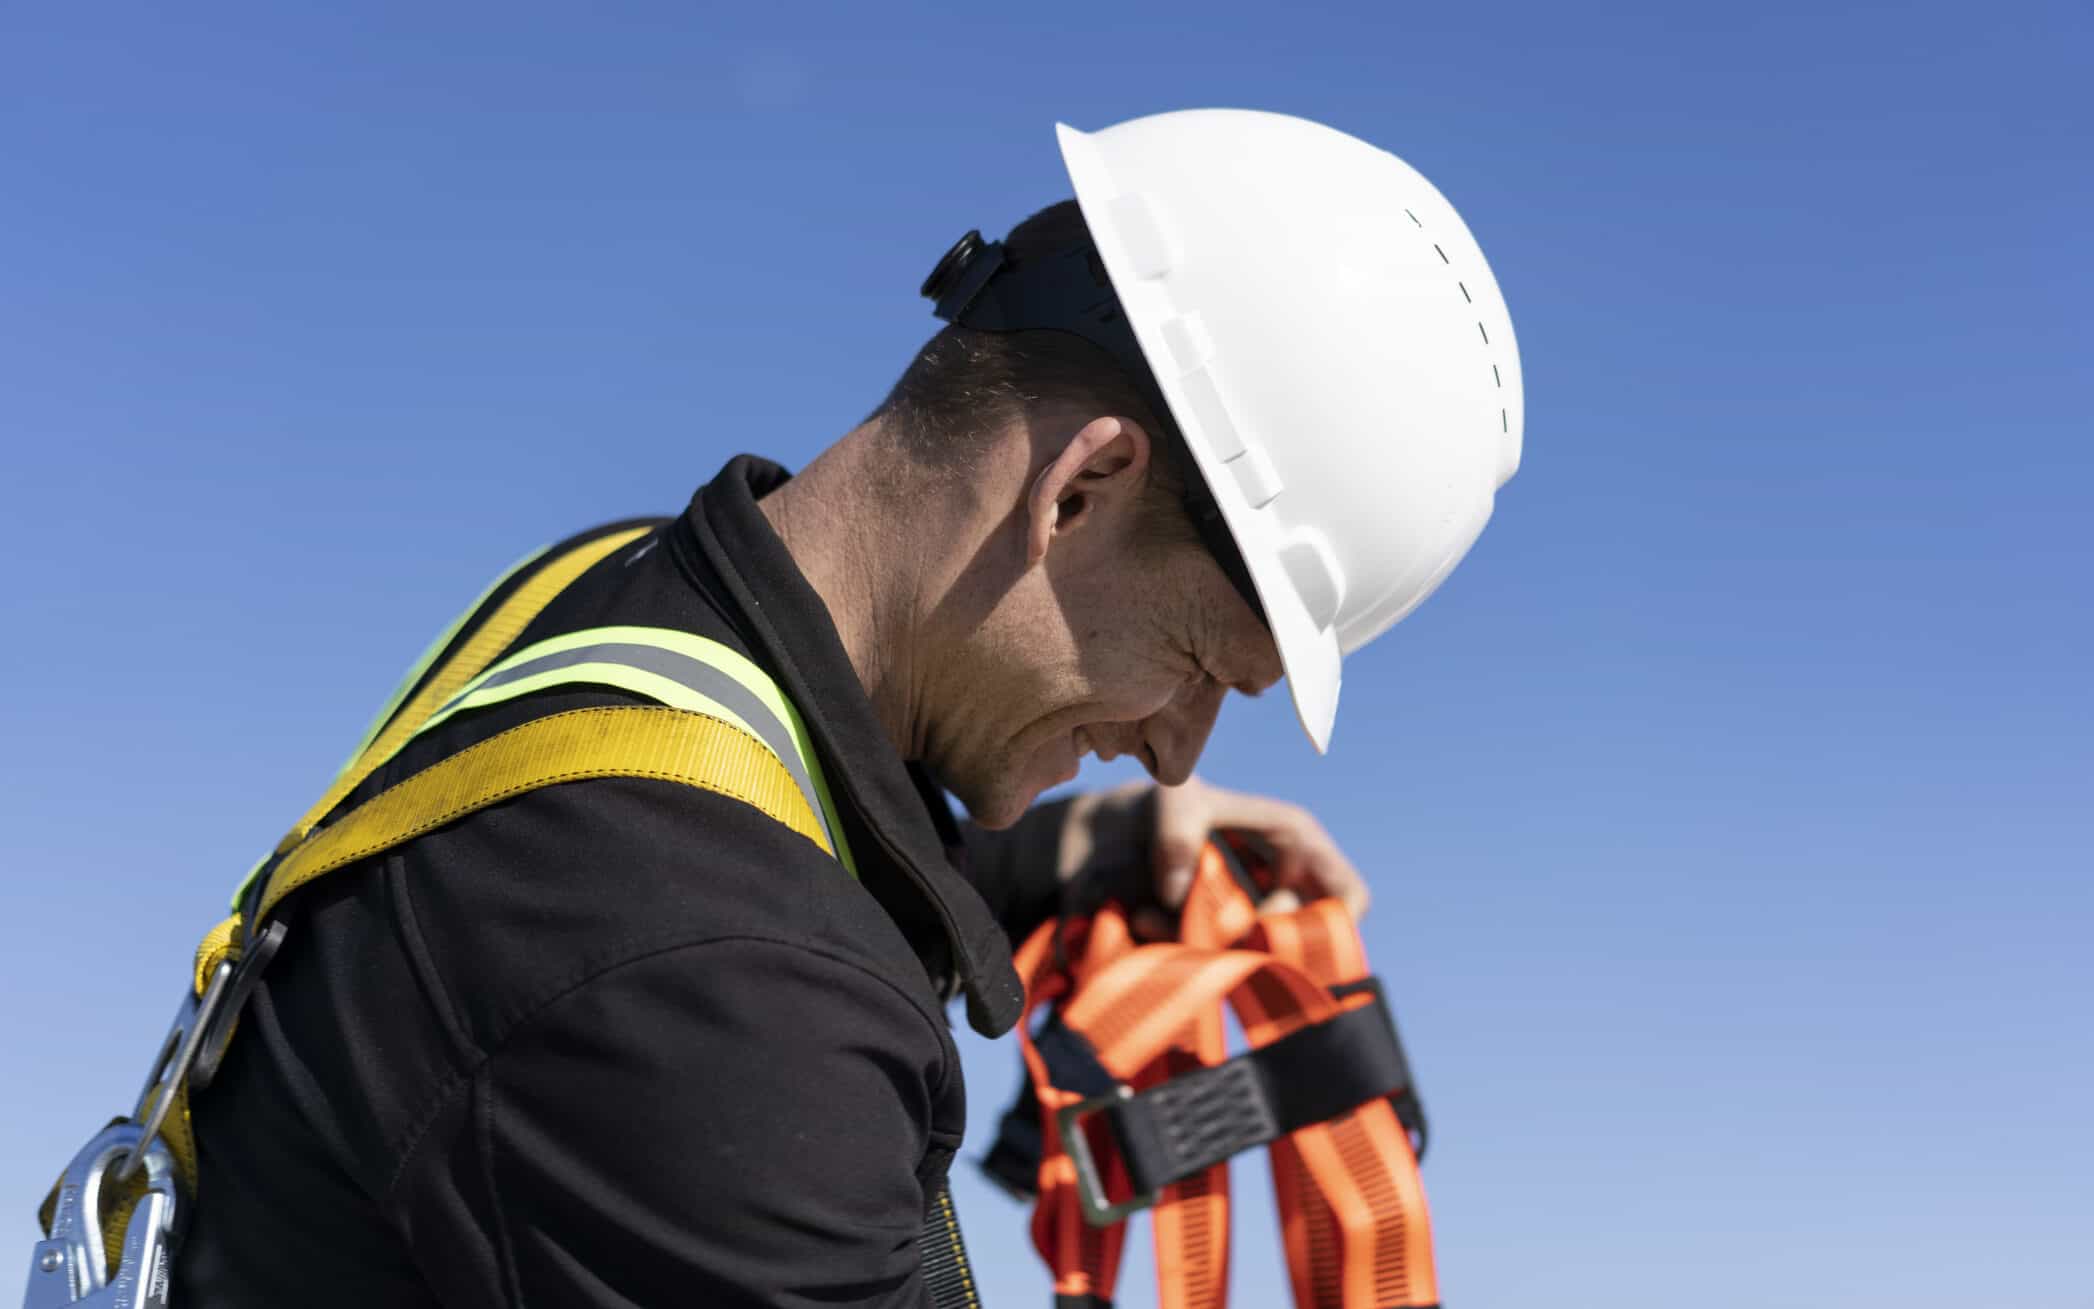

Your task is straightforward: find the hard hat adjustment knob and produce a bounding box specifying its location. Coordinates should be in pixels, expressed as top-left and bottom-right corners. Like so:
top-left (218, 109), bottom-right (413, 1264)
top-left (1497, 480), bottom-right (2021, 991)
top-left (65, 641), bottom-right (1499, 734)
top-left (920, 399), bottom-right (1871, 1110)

top-left (921, 229), bottom-right (1008, 323)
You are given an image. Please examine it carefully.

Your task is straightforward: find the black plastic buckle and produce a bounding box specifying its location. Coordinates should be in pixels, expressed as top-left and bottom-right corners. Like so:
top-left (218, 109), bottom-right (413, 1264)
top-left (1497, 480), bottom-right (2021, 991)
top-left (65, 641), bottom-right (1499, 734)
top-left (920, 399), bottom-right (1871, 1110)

top-left (1053, 1086), bottom-right (1158, 1227)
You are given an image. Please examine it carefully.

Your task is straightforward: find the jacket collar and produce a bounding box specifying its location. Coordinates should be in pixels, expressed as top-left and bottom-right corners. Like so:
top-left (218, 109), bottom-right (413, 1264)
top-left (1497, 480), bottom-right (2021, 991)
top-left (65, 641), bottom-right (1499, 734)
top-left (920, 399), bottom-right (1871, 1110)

top-left (668, 456), bottom-right (1024, 1037)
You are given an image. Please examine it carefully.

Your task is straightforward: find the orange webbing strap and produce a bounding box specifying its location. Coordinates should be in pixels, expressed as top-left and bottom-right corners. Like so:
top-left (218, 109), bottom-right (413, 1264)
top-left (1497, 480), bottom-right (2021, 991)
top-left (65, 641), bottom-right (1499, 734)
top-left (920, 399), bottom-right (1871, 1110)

top-left (1013, 843), bottom-right (1439, 1309)
top-left (1148, 1005), bottom-right (1230, 1309)
top-left (1234, 907), bottom-right (1437, 1309)
top-left (1200, 859), bottom-right (1438, 1309)
top-left (1016, 903), bottom-right (1130, 1306)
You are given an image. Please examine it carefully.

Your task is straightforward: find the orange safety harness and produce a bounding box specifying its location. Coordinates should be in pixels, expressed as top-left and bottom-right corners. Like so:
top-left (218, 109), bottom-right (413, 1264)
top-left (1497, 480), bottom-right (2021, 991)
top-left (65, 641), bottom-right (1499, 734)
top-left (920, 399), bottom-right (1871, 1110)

top-left (985, 836), bottom-right (1439, 1309)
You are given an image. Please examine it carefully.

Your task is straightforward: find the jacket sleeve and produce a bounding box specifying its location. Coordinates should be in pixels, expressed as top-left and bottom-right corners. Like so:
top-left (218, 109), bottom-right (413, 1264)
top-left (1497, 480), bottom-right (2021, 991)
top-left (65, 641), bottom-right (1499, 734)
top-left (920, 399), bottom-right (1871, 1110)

top-left (959, 796), bottom-right (1073, 946)
top-left (448, 938), bottom-right (953, 1308)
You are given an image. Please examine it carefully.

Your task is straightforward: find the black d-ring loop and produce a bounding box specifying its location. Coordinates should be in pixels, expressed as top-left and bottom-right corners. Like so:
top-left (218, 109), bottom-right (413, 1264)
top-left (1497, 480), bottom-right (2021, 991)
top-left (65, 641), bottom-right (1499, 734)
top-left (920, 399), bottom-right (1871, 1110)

top-left (190, 919), bottom-right (289, 1091)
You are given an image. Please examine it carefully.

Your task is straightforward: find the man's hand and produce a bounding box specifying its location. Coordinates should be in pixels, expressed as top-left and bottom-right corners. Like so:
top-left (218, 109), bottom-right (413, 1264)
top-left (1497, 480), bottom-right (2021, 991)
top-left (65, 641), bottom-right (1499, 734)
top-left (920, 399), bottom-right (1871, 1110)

top-left (1058, 777), bottom-right (1370, 937)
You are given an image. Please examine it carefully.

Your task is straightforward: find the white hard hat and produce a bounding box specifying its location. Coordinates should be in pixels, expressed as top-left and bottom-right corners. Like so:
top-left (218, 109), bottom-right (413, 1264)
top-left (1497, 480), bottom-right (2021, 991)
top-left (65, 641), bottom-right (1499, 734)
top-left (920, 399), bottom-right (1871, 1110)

top-left (1055, 109), bottom-right (1524, 752)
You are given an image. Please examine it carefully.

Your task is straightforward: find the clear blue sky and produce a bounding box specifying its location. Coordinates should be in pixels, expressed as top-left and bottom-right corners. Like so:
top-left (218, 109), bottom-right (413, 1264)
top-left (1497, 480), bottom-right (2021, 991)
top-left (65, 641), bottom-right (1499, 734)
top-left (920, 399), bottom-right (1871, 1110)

top-left (3, 2), bottom-right (2087, 1305)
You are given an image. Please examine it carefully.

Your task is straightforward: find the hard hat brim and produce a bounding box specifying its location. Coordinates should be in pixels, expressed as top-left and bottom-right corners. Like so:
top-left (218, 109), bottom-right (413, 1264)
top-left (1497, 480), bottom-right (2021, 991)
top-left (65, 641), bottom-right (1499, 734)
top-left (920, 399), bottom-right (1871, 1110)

top-left (1057, 121), bottom-right (1342, 753)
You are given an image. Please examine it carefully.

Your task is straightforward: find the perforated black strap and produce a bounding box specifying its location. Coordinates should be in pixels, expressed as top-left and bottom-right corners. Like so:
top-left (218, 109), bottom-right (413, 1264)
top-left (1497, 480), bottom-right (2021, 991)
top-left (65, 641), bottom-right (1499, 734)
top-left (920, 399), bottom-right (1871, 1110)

top-left (1104, 985), bottom-right (1419, 1195)
top-left (918, 1176), bottom-right (983, 1309)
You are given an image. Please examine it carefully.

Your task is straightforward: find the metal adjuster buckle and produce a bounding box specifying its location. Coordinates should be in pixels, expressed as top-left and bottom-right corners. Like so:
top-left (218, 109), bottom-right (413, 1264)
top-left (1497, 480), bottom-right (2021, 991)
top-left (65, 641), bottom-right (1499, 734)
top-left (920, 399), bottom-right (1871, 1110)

top-left (189, 920), bottom-right (286, 1093)
top-left (113, 962), bottom-right (232, 1187)
top-left (1053, 1086), bottom-right (1158, 1227)
top-left (112, 919), bottom-right (288, 1186)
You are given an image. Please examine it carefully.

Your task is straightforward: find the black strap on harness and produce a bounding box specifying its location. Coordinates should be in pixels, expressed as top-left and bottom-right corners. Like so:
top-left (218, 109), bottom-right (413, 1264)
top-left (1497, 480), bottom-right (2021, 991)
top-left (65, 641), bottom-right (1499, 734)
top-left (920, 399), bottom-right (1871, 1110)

top-left (985, 977), bottom-right (1429, 1202)
top-left (1104, 984), bottom-right (1423, 1195)
top-left (918, 1177), bottom-right (983, 1309)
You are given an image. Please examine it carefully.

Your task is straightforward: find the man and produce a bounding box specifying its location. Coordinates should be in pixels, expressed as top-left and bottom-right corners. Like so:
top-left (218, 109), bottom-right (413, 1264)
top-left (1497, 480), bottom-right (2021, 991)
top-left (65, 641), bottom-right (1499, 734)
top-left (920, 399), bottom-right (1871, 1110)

top-left (171, 109), bottom-right (1520, 1306)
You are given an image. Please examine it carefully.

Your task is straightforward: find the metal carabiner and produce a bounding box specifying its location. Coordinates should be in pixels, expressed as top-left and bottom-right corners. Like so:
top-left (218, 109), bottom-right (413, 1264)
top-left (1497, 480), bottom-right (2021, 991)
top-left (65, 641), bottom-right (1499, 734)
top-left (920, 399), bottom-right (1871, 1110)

top-left (20, 960), bottom-right (237, 1309)
top-left (21, 1122), bottom-right (178, 1309)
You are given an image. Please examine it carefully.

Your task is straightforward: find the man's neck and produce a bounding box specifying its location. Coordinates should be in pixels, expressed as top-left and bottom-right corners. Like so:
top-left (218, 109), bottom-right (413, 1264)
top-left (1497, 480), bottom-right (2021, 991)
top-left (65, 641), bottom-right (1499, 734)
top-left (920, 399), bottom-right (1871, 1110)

top-left (756, 427), bottom-right (941, 760)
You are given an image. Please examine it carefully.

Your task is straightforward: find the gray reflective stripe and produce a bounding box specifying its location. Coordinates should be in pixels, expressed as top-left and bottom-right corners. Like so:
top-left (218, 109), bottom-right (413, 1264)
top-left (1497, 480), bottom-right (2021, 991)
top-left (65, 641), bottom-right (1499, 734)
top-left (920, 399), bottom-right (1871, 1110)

top-left (441, 641), bottom-right (832, 846)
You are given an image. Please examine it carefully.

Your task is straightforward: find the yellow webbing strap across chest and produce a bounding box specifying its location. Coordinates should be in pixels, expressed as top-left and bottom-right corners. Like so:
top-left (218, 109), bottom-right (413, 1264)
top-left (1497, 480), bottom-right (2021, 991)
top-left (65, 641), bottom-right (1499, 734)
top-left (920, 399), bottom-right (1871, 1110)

top-left (275, 526), bottom-right (654, 860)
top-left (183, 525), bottom-right (843, 1171)
top-left (257, 703), bottom-right (830, 923)
top-left (57, 525), bottom-right (854, 1277)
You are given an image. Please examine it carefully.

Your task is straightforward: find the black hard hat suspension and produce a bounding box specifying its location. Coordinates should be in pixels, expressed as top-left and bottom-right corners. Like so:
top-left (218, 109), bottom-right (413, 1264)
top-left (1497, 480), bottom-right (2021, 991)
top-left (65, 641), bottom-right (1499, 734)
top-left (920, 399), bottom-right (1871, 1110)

top-left (922, 228), bottom-right (1268, 628)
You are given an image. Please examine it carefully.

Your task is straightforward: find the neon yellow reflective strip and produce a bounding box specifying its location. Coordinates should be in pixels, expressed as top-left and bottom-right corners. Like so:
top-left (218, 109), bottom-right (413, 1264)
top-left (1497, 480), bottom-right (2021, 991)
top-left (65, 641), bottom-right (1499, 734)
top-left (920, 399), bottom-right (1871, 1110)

top-left (280, 528), bottom-right (651, 858)
top-left (237, 531), bottom-right (645, 910)
top-left (261, 706), bottom-right (837, 922)
top-left (419, 663), bottom-right (769, 763)
top-left (340, 543), bottom-right (552, 775)
top-left (231, 547), bottom-right (560, 911)
top-left (408, 625), bottom-right (857, 877)
top-left (227, 849), bottom-right (271, 913)
top-left (444, 626), bottom-right (803, 749)
top-left (544, 626), bottom-right (854, 873)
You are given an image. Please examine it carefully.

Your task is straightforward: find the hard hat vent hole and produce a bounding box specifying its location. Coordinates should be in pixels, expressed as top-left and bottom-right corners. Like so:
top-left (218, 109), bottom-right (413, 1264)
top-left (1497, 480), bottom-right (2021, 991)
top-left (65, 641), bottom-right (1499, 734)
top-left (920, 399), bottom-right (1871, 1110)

top-left (1403, 202), bottom-right (1512, 446)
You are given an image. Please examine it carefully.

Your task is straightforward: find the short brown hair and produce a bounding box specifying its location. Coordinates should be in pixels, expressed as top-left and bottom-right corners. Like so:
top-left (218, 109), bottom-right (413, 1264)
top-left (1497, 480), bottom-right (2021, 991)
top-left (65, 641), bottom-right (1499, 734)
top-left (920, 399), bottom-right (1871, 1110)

top-left (876, 201), bottom-right (1192, 542)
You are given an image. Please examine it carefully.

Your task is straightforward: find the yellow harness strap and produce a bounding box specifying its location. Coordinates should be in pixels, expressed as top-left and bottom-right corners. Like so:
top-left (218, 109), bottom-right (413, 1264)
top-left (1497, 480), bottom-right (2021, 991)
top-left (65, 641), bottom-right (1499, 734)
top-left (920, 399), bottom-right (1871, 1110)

top-left (155, 702), bottom-right (828, 1195)
top-left (261, 703), bottom-right (830, 923)
top-left (276, 526), bottom-right (653, 859)
top-left (196, 521), bottom-right (839, 1151)
top-left (54, 524), bottom-right (848, 1277)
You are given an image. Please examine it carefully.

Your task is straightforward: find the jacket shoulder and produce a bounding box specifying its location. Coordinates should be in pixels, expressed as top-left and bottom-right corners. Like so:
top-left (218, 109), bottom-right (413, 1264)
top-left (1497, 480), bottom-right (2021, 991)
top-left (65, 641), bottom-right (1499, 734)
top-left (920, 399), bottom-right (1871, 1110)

top-left (400, 763), bottom-right (952, 1056)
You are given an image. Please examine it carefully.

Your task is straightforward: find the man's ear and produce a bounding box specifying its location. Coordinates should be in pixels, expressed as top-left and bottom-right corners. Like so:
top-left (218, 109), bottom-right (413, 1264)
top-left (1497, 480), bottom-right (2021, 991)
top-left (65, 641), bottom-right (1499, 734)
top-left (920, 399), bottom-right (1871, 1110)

top-left (1025, 416), bottom-right (1154, 566)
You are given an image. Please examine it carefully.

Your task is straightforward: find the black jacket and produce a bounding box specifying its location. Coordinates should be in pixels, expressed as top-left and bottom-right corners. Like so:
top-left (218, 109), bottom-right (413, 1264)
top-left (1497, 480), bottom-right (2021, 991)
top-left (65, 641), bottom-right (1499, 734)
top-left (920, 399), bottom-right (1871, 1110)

top-left (175, 458), bottom-right (1069, 1307)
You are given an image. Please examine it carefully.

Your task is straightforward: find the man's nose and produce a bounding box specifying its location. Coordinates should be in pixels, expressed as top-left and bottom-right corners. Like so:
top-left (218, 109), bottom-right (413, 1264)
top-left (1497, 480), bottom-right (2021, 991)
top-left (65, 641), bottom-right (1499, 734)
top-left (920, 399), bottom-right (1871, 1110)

top-left (1138, 682), bottom-right (1227, 787)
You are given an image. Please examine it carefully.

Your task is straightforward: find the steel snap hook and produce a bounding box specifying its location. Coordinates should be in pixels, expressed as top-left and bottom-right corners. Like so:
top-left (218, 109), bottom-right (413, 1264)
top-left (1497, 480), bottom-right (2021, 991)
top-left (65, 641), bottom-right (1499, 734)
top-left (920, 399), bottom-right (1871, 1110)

top-left (24, 1122), bottom-right (179, 1309)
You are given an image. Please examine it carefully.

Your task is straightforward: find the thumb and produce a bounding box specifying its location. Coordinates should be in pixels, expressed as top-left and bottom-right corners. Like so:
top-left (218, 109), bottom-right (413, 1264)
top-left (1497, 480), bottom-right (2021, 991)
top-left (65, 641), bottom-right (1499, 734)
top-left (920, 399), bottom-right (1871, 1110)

top-left (1155, 825), bottom-right (1206, 908)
